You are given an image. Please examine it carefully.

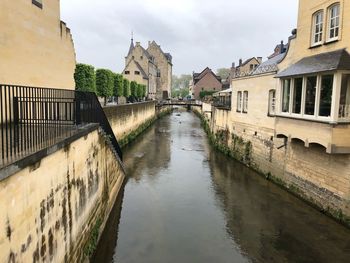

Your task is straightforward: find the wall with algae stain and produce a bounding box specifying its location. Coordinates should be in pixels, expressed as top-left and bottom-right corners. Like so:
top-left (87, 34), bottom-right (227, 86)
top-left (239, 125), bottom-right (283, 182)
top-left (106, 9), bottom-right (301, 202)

top-left (0, 127), bottom-right (125, 262)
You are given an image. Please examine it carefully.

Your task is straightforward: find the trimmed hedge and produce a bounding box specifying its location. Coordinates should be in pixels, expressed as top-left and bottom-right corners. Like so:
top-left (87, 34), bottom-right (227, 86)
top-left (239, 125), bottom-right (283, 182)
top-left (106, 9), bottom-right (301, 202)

top-left (74, 63), bottom-right (96, 93)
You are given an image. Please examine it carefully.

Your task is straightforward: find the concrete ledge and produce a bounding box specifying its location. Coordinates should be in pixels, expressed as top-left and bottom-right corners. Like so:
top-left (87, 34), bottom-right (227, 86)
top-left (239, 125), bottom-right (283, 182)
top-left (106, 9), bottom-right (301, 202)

top-left (0, 123), bottom-right (99, 181)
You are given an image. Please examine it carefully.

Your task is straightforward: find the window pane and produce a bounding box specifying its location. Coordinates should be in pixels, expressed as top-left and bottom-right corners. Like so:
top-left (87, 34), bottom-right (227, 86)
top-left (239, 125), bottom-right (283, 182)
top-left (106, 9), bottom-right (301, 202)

top-left (339, 74), bottom-right (350, 118)
top-left (282, 79), bottom-right (291, 112)
top-left (237, 92), bottom-right (242, 111)
top-left (304, 76), bottom-right (317, 115)
top-left (269, 90), bottom-right (276, 115)
top-left (243, 91), bottom-right (248, 112)
top-left (292, 78), bottom-right (303, 114)
top-left (319, 75), bottom-right (333, 117)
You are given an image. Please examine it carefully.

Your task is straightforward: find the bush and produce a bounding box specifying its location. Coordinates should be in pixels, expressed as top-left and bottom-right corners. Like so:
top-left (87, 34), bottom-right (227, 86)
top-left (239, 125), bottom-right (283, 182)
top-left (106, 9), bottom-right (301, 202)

top-left (114, 74), bottom-right (124, 98)
top-left (130, 81), bottom-right (138, 99)
top-left (74, 63), bottom-right (96, 92)
top-left (199, 90), bottom-right (216, 99)
top-left (96, 69), bottom-right (114, 105)
top-left (137, 84), bottom-right (143, 99)
top-left (142, 85), bottom-right (147, 98)
top-left (123, 79), bottom-right (131, 98)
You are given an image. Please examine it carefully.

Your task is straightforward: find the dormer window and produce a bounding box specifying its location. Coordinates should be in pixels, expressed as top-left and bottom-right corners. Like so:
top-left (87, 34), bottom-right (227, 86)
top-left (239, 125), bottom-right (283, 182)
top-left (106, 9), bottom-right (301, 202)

top-left (311, 11), bottom-right (323, 46)
top-left (327, 3), bottom-right (340, 42)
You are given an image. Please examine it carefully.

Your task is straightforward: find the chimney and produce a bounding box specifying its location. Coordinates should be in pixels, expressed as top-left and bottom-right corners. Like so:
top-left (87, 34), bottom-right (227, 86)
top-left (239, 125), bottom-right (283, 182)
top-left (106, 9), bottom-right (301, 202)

top-left (136, 41), bottom-right (140, 46)
top-left (280, 40), bottom-right (284, 54)
top-left (239, 59), bottom-right (242, 66)
top-left (148, 41), bottom-right (151, 46)
top-left (257, 57), bottom-right (262, 64)
top-left (232, 62), bottom-right (235, 68)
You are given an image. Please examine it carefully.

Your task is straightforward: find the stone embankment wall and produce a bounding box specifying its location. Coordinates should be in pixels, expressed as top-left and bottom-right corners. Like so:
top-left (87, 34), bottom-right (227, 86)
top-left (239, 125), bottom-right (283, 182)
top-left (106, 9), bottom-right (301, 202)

top-left (195, 106), bottom-right (350, 227)
top-left (104, 101), bottom-right (172, 147)
top-left (0, 125), bottom-right (125, 263)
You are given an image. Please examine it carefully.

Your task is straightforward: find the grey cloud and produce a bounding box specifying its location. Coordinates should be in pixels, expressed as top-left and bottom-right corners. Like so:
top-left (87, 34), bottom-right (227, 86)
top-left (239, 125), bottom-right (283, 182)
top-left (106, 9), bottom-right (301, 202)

top-left (61, 0), bottom-right (298, 75)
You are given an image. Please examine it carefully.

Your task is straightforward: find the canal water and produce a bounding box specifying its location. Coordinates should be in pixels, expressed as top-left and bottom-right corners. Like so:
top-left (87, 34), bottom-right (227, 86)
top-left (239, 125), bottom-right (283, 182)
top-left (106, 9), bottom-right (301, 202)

top-left (93, 110), bottom-right (350, 263)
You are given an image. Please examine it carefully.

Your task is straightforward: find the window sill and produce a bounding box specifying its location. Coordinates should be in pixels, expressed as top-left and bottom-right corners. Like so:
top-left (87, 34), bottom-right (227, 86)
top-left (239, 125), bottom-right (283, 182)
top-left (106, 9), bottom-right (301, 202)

top-left (32, 0), bottom-right (43, 9)
top-left (309, 43), bottom-right (322, 49)
top-left (324, 39), bottom-right (339, 45)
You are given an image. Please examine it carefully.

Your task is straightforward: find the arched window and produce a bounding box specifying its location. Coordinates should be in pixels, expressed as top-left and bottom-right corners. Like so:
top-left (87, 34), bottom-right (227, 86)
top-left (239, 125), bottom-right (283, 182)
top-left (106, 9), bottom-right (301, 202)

top-left (311, 11), bottom-right (323, 46)
top-left (327, 3), bottom-right (340, 41)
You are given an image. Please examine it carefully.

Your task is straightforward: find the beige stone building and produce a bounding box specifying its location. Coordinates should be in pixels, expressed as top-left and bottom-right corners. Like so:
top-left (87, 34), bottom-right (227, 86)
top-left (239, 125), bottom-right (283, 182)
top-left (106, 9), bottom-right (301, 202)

top-left (123, 39), bottom-right (172, 100)
top-left (0, 0), bottom-right (76, 89)
top-left (208, 0), bottom-right (350, 223)
top-left (147, 41), bottom-right (173, 99)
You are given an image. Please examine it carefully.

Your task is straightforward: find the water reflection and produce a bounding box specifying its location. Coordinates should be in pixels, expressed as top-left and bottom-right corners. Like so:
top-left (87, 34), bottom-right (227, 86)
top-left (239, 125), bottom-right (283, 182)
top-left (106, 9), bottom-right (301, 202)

top-left (93, 110), bottom-right (350, 263)
top-left (209, 151), bottom-right (350, 263)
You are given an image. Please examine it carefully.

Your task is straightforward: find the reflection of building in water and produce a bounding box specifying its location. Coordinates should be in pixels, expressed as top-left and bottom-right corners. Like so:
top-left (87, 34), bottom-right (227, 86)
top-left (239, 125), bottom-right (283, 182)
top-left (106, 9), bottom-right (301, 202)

top-left (123, 118), bottom-right (171, 181)
top-left (208, 150), bottom-right (350, 263)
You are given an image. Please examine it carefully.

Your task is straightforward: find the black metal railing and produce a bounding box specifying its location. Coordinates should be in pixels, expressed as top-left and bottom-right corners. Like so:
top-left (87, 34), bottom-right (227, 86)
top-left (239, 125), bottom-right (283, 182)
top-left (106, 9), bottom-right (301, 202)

top-left (213, 98), bottom-right (231, 110)
top-left (0, 84), bottom-right (122, 168)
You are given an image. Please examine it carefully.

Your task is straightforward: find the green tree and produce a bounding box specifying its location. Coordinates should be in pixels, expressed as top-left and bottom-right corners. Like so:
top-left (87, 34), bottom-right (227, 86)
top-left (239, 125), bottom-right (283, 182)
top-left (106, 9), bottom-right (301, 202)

top-left (114, 74), bottom-right (124, 99)
top-left (74, 63), bottom-right (96, 92)
top-left (96, 69), bottom-right (113, 105)
top-left (216, 68), bottom-right (230, 79)
top-left (123, 79), bottom-right (131, 99)
top-left (130, 81), bottom-right (138, 100)
top-left (142, 85), bottom-right (147, 98)
top-left (137, 84), bottom-right (143, 99)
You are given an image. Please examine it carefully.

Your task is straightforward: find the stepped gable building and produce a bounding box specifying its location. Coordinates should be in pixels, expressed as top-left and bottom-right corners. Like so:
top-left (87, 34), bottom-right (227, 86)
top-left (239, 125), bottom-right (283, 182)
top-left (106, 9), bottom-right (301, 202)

top-left (189, 67), bottom-right (223, 100)
top-left (123, 38), bottom-right (172, 100)
top-left (0, 0), bottom-right (76, 89)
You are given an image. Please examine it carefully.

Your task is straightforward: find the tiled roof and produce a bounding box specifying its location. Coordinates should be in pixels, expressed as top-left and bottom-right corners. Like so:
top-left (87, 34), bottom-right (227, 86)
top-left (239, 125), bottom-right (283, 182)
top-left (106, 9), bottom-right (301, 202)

top-left (193, 67), bottom-right (221, 85)
top-left (276, 49), bottom-right (350, 78)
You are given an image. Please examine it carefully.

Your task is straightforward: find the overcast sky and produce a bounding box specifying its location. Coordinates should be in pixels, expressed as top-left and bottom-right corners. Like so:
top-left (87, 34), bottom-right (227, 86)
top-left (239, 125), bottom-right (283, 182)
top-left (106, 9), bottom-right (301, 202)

top-left (61, 0), bottom-right (299, 75)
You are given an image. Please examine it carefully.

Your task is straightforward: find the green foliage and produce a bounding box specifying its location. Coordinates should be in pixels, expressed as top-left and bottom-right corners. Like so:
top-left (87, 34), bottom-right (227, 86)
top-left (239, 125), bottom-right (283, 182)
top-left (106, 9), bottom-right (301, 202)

top-left (96, 69), bottom-right (114, 99)
top-left (84, 218), bottom-right (102, 259)
top-left (216, 68), bottom-right (231, 79)
top-left (74, 63), bottom-right (96, 93)
top-left (142, 85), bottom-right (147, 97)
top-left (171, 74), bottom-right (192, 90)
top-left (130, 81), bottom-right (138, 98)
top-left (114, 74), bottom-right (124, 97)
top-left (199, 90), bottom-right (216, 99)
top-left (172, 87), bottom-right (189, 98)
top-left (137, 84), bottom-right (143, 98)
top-left (123, 79), bottom-right (131, 98)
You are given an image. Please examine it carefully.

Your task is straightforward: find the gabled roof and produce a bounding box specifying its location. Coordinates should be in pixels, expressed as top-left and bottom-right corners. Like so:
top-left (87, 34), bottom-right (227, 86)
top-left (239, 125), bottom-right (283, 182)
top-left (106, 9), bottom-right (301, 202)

top-left (240, 57), bottom-right (258, 68)
top-left (276, 49), bottom-right (350, 78)
top-left (148, 41), bottom-right (172, 64)
top-left (193, 67), bottom-right (222, 85)
top-left (123, 59), bottom-right (149, 80)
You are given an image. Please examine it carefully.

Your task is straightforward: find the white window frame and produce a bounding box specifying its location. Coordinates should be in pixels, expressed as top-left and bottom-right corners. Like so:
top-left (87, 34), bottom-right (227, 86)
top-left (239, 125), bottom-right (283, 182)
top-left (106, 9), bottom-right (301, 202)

top-left (277, 73), bottom-right (338, 122)
top-left (237, 91), bottom-right (242, 112)
top-left (311, 11), bottom-right (324, 46)
top-left (243, 91), bottom-right (248, 113)
top-left (268, 90), bottom-right (276, 115)
top-left (327, 3), bottom-right (340, 42)
top-left (281, 79), bottom-right (291, 114)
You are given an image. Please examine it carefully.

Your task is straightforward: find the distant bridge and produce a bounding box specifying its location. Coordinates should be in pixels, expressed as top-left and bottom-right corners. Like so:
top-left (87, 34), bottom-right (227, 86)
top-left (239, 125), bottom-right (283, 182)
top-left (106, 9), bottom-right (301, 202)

top-left (158, 100), bottom-right (202, 107)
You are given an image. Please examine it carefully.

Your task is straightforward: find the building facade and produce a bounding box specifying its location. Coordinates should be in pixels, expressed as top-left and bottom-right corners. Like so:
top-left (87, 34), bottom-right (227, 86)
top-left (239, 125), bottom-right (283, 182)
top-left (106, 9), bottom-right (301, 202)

top-left (189, 67), bottom-right (223, 100)
top-left (123, 39), bottom-right (172, 100)
top-left (0, 0), bottom-right (76, 89)
top-left (208, 0), bottom-right (350, 223)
